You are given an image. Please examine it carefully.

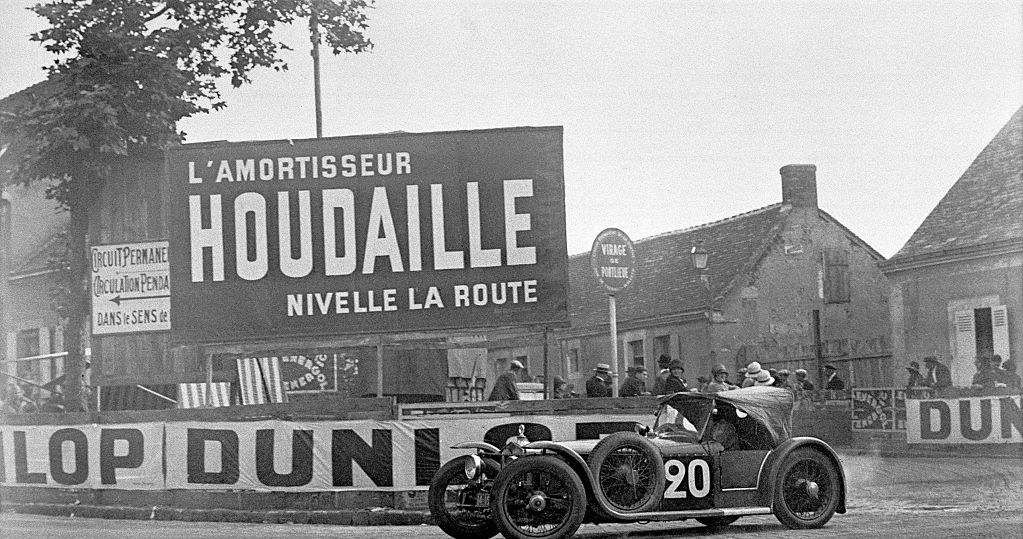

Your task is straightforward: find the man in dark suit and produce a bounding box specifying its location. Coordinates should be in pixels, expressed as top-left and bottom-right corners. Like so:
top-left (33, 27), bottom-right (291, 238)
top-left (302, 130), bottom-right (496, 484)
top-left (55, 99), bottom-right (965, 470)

top-left (586, 364), bottom-right (613, 397)
top-left (620, 365), bottom-right (650, 397)
top-left (923, 356), bottom-right (952, 390)
top-left (823, 364), bottom-right (845, 390)
top-left (488, 360), bottom-right (523, 401)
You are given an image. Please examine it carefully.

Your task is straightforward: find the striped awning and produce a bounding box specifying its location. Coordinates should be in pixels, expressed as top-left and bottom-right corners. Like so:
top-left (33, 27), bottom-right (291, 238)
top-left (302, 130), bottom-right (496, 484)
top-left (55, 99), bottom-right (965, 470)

top-left (236, 357), bottom-right (288, 405)
top-left (177, 382), bottom-right (231, 408)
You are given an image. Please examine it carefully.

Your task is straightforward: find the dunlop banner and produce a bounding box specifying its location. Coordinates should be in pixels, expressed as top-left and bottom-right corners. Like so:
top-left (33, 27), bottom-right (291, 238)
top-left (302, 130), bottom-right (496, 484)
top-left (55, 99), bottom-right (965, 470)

top-left (166, 127), bottom-right (569, 343)
top-left (906, 395), bottom-right (1023, 444)
top-left (0, 423), bottom-right (165, 489)
top-left (0, 414), bottom-right (644, 491)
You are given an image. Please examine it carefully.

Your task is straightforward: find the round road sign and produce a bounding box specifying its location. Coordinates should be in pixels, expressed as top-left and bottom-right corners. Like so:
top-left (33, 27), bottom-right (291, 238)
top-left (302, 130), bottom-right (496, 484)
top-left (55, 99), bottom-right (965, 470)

top-left (590, 228), bottom-right (636, 293)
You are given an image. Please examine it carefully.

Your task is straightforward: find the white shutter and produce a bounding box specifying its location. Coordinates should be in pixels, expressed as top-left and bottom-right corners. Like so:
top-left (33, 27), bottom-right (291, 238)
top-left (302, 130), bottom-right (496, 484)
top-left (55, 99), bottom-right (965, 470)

top-left (991, 305), bottom-right (1010, 362)
top-left (953, 310), bottom-right (976, 386)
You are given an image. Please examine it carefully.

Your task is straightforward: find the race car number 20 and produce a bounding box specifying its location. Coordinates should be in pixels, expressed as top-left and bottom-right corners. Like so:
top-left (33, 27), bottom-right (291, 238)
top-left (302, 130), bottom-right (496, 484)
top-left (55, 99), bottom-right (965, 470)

top-left (663, 458), bottom-right (711, 498)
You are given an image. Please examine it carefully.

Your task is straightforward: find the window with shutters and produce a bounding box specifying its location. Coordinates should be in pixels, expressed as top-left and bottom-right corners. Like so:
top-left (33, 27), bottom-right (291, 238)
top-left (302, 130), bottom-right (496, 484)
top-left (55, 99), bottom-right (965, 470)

top-left (954, 305), bottom-right (1011, 364)
top-left (822, 249), bottom-right (850, 304)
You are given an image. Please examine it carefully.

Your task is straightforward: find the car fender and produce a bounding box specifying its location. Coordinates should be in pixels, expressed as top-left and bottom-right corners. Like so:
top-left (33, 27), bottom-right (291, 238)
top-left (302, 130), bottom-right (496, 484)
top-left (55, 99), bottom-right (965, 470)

top-left (451, 441), bottom-right (501, 454)
top-left (758, 437), bottom-right (847, 514)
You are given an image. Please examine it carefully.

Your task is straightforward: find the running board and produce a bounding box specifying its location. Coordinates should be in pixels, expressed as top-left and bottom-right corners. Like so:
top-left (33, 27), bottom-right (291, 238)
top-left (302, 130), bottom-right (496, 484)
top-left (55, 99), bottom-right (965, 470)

top-left (613, 506), bottom-right (773, 522)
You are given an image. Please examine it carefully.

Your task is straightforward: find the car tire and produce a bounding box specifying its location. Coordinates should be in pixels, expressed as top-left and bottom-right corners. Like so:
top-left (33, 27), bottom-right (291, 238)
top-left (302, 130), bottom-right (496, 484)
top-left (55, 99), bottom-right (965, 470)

top-left (490, 456), bottom-right (586, 539)
top-left (587, 432), bottom-right (666, 513)
top-left (696, 516), bottom-right (740, 528)
top-left (428, 456), bottom-right (499, 539)
top-left (772, 446), bottom-right (841, 529)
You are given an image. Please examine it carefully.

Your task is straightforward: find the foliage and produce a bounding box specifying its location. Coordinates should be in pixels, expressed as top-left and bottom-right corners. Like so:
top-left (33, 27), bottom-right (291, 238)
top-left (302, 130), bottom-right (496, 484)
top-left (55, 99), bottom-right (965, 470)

top-left (2, 0), bottom-right (373, 201)
top-left (0, 0), bottom-right (373, 410)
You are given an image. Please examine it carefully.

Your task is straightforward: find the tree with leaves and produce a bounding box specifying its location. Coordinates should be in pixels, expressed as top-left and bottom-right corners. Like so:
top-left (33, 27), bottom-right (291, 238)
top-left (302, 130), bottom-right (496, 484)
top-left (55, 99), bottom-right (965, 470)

top-left (0, 0), bottom-right (372, 412)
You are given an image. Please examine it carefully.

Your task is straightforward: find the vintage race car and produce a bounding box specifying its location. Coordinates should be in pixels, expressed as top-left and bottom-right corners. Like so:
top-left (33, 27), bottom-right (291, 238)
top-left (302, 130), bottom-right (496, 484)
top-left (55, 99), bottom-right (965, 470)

top-left (428, 386), bottom-right (846, 539)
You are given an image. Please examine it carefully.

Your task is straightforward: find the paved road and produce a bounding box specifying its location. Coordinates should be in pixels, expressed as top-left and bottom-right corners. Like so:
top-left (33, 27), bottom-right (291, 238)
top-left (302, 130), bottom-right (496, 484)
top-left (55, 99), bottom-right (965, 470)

top-left (3, 452), bottom-right (1022, 539)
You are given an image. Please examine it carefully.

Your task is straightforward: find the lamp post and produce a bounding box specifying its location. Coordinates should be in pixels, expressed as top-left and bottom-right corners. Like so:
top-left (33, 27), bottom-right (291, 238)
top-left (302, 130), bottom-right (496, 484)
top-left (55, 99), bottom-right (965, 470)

top-left (690, 240), bottom-right (711, 370)
top-left (690, 240), bottom-right (709, 284)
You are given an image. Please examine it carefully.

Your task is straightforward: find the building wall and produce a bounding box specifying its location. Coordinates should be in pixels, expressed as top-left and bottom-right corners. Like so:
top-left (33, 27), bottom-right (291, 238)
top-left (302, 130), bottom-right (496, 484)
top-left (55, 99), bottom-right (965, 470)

top-left (544, 206), bottom-right (893, 393)
top-left (714, 207), bottom-right (892, 387)
top-left (1, 183), bottom-right (67, 392)
top-left (887, 251), bottom-right (1022, 387)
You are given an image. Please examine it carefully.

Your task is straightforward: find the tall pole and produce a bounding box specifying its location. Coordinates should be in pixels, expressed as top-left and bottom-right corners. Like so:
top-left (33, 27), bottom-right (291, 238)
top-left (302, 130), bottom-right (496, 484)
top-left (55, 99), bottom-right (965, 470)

top-left (542, 326), bottom-right (550, 399)
top-left (813, 309), bottom-right (824, 389)
top-left (609, 294), bottom-right (620, 397)
top-left (310, 11), bottom-right (323, 138)
top-left (0, 194), bottom-right (10, 379)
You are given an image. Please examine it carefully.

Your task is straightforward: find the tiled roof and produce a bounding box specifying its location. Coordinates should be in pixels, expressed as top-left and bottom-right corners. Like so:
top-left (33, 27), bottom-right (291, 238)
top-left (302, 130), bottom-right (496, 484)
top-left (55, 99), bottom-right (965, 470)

top-left (567, 204), bottom-right (791, 329)
top-left (889, 105), bottom-right (1023, 261)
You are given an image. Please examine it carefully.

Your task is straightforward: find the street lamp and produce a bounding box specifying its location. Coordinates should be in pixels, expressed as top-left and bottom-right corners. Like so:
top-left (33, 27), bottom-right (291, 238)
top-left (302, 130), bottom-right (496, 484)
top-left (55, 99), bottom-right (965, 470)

top-left (690, 240), bottom-right (709, 285)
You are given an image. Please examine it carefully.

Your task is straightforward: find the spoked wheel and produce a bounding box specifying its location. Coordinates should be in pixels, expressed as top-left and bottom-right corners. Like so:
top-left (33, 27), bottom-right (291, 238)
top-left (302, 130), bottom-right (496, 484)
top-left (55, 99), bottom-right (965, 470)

top-left (490, 456), bottom-right (586, 539)
top-left (586, 432), bottom-right (665, 513)
top-left (428, 456), bottom-right (499, 539)
top-left (773, 447), bottom-right (842, 529)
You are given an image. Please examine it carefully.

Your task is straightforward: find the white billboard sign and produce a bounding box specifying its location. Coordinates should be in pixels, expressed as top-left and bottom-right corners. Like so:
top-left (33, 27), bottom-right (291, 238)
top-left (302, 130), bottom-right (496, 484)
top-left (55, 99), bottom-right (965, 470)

top-left (91, 241), bottom-right (171, 335)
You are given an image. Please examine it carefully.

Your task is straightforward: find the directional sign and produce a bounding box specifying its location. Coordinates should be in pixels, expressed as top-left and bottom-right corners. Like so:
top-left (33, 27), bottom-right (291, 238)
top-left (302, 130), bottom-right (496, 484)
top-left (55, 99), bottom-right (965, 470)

top-left (91, 241), bottom-right (171, 335)
top-left (590, 228), bottom-right (636, 293)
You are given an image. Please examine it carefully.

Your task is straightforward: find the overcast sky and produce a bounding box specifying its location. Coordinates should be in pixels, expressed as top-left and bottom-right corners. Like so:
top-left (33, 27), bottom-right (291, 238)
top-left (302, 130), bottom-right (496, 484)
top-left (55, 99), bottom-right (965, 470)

top-left (2, 1), bottom-right (1021, 258)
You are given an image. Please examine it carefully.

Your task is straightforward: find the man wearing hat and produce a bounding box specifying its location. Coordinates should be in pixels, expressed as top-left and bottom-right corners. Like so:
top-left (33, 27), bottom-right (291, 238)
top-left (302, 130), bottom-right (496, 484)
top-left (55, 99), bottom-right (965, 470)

top-left (620, 365), bottom-right (651, 397)
top-left (823, 364), bottom-right (844, 390)
top-left (905, 361), bottom-right (925, 389)
top-left (923, 356), bottom-right (952, 390)
top-left (586, 364), bottom-right (613, 398)
top-left (970, 354), bottom-right (1007, 391)
top-left (488, 359), bottom-right (523, 401)
top-left (774, 369), bottom-right (792, 389)
top-left (652, 354), bottom-right (674, 395)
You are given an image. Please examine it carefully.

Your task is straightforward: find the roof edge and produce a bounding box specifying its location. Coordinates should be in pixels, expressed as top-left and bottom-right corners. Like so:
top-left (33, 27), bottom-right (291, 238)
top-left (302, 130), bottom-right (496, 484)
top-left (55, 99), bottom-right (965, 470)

top-left (880, 237), bottom-right (1023, 274)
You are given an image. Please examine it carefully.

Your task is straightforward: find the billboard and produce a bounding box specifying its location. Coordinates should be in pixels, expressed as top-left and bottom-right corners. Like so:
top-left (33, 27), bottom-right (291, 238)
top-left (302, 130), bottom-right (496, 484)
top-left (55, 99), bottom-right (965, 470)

top-left (167, 127), bottom-right (568, 343)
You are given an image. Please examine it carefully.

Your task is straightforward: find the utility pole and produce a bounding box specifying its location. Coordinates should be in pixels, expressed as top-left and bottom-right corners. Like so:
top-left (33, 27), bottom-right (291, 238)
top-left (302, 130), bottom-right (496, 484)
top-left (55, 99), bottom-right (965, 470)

top-left (310, 10), bottom-right (323, 138)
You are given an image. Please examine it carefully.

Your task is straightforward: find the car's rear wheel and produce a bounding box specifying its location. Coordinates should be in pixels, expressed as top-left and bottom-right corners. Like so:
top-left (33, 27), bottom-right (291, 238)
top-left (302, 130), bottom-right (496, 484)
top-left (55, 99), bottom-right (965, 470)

top-left (587, 432), bottom-right (665, 513)
top-left (696, 516), bottom-right (740, 528)
top-left (490, 456), bottom-right (586, 539)
top-left (428, 456), bottom-right (499, 539)
top-left (772, 447), bottom-right (841, 529)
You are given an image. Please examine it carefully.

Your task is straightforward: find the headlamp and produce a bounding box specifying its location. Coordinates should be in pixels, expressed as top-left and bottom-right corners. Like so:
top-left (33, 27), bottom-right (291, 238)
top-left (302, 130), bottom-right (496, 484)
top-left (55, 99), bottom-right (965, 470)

top-left (463, 454), bottom-right (483, 480)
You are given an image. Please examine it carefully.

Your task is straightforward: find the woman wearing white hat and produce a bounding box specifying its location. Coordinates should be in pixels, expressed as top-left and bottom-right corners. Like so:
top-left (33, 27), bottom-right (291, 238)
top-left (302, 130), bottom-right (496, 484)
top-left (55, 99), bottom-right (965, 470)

top-left (741, 361), bottom-right (763, 388)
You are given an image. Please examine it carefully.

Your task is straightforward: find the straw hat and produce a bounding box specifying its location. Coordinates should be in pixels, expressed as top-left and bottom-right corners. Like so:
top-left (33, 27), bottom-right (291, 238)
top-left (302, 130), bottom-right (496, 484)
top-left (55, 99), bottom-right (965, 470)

top-left (752, 369), bottom-right (775, 386)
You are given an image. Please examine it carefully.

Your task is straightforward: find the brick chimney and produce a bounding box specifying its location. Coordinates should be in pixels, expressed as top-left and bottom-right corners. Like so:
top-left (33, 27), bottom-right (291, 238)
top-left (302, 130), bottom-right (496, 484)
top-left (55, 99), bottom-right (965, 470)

top-left (780, 164), bottom-right (818, 208)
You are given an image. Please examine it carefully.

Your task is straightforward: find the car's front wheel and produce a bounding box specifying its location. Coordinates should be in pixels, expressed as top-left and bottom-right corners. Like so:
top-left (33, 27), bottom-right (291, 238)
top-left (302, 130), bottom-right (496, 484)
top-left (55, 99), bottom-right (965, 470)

top-left (428, 456), bottom-right (499, 539)
top-left (586, 431), bottom-right (665, 513)
top-left (490, 456), bottom-right (586, 539)
top-left (772, 447), bottom-right (841, 529)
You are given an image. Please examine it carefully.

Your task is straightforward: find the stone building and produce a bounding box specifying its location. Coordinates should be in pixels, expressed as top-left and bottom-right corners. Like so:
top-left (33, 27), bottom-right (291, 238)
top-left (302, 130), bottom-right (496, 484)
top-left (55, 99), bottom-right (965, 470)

top-left (492, 164), bottom-right (892, 394)
top-left (880, 106), bottom-right (1022, 387)
top-left (1, 83), bottom-right (72, 399)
